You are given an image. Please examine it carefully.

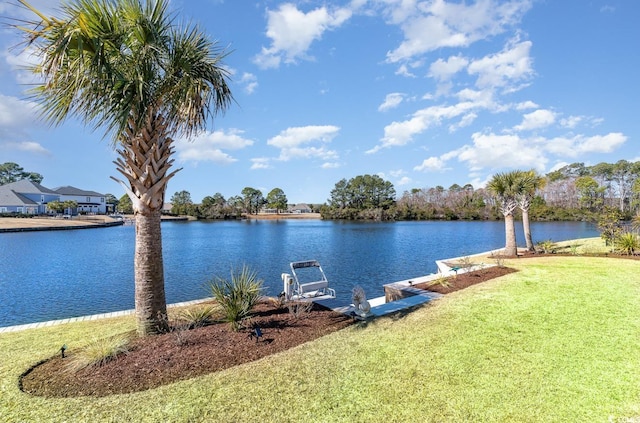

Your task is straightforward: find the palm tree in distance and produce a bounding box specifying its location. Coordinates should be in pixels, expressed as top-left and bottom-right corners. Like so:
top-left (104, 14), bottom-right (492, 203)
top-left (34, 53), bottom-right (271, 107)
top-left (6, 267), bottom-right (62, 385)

top-left (488, 171), bottom-right (523, 257)
top-left (516, 170), bottom-right (546, 251)
top-left (14, 0), bottom-right (233, 335)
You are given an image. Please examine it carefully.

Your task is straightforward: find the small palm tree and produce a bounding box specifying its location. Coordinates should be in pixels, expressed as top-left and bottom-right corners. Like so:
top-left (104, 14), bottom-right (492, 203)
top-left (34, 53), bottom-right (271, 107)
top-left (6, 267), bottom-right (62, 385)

top-left (14, 0), bottom-right (233, 335)
top-left (488, 171), bottom-right (522, 256)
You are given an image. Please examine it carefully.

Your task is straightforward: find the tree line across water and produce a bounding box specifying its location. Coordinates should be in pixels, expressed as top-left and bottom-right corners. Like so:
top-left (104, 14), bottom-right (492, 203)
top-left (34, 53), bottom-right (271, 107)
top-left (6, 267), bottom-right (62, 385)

top-left (73, 159), bottom-right (640, 228)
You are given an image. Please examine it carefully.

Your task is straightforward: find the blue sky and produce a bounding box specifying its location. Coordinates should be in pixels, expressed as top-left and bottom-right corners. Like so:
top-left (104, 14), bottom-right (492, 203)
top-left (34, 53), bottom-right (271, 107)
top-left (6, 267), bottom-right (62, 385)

top-left (1, 0), bottom-right (638, 204)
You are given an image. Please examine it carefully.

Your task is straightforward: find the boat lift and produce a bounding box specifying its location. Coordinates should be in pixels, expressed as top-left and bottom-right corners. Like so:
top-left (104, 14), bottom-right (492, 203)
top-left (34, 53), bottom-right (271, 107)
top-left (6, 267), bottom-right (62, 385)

top-left (281, 260), bottom-right (336, 301)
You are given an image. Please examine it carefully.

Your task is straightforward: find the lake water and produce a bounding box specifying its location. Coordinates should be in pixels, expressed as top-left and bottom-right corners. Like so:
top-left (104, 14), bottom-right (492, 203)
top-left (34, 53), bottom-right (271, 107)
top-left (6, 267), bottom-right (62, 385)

top-left (0, 219), bottom-right (599, 327)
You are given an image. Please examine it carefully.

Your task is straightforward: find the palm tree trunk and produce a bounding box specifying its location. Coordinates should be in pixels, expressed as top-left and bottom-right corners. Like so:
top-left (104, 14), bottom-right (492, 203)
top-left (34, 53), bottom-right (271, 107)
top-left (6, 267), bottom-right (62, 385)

top-left (134, 209), bottom-right (169, 335)
top-left (504, 213), bottom-right (518, 256)
top-left (522, 208), bottom-right (534, 251)
top-left (112, 114), bottom-right (180, 336)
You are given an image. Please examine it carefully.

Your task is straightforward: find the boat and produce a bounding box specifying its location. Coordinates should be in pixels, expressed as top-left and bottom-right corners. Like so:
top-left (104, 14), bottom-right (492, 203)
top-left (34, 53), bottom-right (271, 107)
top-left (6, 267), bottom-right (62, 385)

top-left (281, 260), bottom-right (336, 301)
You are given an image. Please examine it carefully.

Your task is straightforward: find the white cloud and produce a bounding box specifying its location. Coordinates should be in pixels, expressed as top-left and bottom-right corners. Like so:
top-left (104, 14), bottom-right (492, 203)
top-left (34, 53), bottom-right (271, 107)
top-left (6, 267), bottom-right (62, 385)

top-left (549, 161), bottom-right (569, 172)
top-left (368, 101), bottom-right (477, 153)
top-left (0, 94), bottom-right (40, 140)
top-left (514, 109), bottom-right (556, 131)
top-left (250, 157), bottom-right (272, 170)
top-left (385, 0), bottom-right (532, 63)
top-left (560, 115), bottom-right (582, 129)
top-left (267, 125), bottom-right (340, 161)
top-left (253, 3), bottom-right (352, 69)
top-left (321, 162), bottom-right (341, 169)
top-left (456, 132), bottom-right (548, 172)
top-left (429, 55), bottom-right (469, 81)
top-left (395, 64), bottom-right (416, 78)
top-left (467, 39), bottom-right (534, 91)
top-left (239, 72), bottom-right (258, 94)
top-left (175, 129), bottom-right (254, 164)
top-left (545, 132), bottom-right (627, 157)
top-left (3, 141), bottom-right (51, 156)
top-left (378, 93), bottom-right (405, 112)
top-left (0, 94), bottom-right (38, 127)
top-left (515, 100), bottom-right (538, 110)
top-left (414, 156), bottom-right (449, 172)
top-left (397, 176), bottom-right (412, 186)
top-left (449, 112), bottom-right (478, 132)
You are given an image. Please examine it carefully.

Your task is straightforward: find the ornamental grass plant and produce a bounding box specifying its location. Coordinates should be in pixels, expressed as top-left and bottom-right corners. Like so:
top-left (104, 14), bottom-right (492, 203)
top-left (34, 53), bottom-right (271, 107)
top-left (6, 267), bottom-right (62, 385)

top-left (63, 334), bottom-right (131, 373)
top-left (209, 265), bottom-right (263, 331)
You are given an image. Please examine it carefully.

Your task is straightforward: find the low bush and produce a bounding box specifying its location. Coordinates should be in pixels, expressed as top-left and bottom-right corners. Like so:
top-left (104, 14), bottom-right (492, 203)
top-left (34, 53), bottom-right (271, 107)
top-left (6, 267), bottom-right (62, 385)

top-left (209, 265), bottom-right (264, 331)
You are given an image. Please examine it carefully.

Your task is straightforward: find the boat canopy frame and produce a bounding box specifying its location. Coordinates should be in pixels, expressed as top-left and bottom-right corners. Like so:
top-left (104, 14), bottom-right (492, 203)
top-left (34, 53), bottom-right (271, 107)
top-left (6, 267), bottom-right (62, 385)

top-left (287, 260), bottom-right (336, 300)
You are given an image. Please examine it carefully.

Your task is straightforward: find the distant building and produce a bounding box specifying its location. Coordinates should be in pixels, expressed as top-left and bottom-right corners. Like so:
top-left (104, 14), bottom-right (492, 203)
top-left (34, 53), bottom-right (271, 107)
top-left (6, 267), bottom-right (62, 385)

top-left (288, 203), bottom-right (312, 213)
top-left (0, 180), bottom-right (59, 214)
top-left (0, 180), bottom-right (107, 215)
top-left (54, 186), bottom-right (107, 214)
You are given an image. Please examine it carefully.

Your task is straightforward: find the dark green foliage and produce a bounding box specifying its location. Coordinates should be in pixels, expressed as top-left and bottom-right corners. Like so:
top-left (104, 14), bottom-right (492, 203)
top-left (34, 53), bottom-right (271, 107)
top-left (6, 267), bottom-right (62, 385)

top-left (598, 207), bottom-right (624, 246)
top-left (170, 190), bottom-right (194, 215)
top-left (0, 162), bottom-right (44, 185)
top-left (323, 174), bottom-right (396, 220)
top-left (241, 187), bottom-right (264, 214)
top-left (614, 232), bottom-right (640, 255)
top-left (209, 266), bottom-right (264, 331)
top-left (266, 188), bottom-right (288, 213)
top-left (118, 194), bottom-right (133, 214)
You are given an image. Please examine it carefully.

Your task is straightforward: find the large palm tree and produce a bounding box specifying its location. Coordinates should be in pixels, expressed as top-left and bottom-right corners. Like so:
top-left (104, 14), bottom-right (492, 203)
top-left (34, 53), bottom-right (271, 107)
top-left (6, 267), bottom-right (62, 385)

top-left (516, 170), bottom-right (546, 251)
top-left (488, 171), bottom-right (523, 256)
top-left (15, 0), bottom-right (233, 335)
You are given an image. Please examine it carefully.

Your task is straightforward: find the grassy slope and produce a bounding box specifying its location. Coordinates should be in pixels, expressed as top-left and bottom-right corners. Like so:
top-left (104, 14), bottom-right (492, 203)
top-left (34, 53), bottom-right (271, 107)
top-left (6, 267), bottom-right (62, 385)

top-left (1, 253), bottom-right (639, 422)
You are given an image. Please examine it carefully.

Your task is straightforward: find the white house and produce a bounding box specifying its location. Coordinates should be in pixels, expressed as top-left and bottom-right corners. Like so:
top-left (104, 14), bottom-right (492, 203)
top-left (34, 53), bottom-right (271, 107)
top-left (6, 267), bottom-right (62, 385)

top-left (54, 186), bottom-right (107, 214)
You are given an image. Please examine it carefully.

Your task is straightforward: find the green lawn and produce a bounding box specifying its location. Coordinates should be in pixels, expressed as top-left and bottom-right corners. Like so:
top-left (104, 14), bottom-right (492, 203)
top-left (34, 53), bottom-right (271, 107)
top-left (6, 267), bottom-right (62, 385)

top-left (1, 247), bottom-right (639, 422)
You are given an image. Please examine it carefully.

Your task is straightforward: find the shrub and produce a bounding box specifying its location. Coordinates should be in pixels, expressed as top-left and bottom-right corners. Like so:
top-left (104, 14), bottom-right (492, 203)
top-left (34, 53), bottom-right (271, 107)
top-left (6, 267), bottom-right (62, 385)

top-left (65, 334), bottom-right (131, 373)
top-left (210, 265), bottom-right (264, 331)
top-left (490, 252), bottom-right (506, 268)
top-left (286, 301), bottom-right (314, 318)
top-left (615, 232), bottom-right (640, 256)
top-left (456, 256), bottom-right (474, 272)
top-left (536, 239), bottom-right (556, 254)
top-left (175, 305), bottom-right (218, 328)
top-left (428, 274), bottom-right (452, 289)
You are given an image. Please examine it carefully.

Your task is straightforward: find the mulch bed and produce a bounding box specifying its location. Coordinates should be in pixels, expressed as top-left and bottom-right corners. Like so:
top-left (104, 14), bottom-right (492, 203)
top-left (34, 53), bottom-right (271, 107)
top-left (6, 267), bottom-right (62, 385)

top-left (19, 302), bottom-right (353, 398)
top-left (414, 265), bottom-right (518, 294)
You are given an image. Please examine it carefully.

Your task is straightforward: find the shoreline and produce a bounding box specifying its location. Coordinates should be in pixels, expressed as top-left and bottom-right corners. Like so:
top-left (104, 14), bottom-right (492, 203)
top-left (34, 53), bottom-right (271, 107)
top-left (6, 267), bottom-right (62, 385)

top-left (0, 216), bottom-right (124, 233)
top-left (0, 213), bottom-right (321, 232)
top-left (245, 212), bottom-right (321, 220)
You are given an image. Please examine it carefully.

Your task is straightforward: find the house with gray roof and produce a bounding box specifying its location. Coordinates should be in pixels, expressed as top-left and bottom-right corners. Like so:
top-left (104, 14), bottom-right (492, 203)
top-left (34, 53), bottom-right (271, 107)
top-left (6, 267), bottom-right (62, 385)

top-left (54, 186), bottom-right (107, 214)
top-left (0, 180), bottom-right (59, 214)
top-left (0, 181), bottom-right (107, 215)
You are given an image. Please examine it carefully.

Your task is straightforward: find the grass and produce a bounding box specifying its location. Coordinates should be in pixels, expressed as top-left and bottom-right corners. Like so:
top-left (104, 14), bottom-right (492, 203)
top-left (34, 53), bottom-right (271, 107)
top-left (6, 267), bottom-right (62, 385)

top-left (1, 238), bottom-right (639, 422)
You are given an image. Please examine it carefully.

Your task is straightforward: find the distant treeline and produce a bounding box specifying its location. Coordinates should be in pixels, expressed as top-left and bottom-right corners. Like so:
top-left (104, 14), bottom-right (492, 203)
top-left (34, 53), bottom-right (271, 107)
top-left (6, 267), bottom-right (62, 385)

top-left (112, 160), bottom-right (640, 223)
top-left (320, 160), bottom-right (640, 222)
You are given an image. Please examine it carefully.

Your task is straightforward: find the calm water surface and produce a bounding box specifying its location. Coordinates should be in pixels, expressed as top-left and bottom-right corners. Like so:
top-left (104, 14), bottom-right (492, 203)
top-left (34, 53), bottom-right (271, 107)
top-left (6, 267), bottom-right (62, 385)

top-left (0, 220), bottom-right (598, 327)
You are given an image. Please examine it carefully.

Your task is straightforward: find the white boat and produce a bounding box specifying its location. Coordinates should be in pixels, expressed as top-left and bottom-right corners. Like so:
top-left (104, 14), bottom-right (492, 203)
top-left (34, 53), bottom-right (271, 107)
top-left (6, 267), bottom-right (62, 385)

top-left (281, 260), bottom-right (336, 301)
